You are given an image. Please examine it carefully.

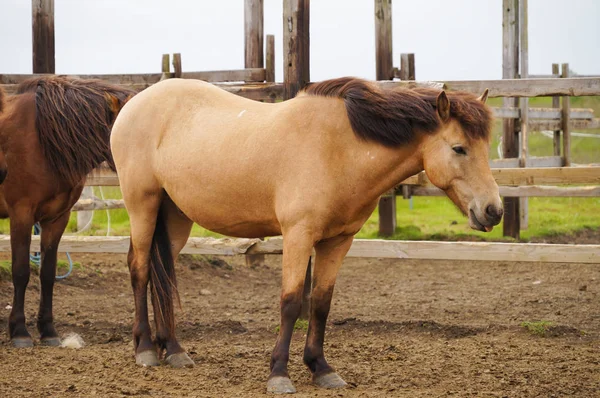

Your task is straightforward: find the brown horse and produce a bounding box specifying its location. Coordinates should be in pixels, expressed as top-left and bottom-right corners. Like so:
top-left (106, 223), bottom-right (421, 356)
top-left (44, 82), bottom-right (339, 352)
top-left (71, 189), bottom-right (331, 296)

top-left (0, 76), bottom-right (133, 347)
top-left (110, 77), bottom-right (502, 393)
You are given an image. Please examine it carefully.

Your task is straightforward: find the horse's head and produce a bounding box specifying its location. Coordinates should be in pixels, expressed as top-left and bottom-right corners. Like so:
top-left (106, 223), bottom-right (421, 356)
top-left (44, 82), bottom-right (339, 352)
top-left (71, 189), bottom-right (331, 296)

top-left (421, 89), bottom-right (502, 232)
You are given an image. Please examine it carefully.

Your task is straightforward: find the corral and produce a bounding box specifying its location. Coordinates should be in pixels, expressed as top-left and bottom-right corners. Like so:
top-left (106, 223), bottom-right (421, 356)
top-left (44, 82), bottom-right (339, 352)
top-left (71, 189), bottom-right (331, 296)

top-left (0, 1), bottom-right (599, 397)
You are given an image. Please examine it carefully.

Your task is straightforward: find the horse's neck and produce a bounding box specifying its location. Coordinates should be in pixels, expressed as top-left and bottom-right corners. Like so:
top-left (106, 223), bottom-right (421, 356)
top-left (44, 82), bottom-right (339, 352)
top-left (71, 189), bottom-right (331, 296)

top-left (352, 140), bottom-right (424, 201)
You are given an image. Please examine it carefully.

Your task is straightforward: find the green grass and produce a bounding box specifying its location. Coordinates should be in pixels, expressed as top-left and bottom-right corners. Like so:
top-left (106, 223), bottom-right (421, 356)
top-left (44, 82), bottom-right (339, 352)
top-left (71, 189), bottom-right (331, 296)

top-left (355, 196), bottom-right (600, 241)
top-left (274, 319), bottom-right (309, 333)
top-left (521, 321), bottom-right (553, 336)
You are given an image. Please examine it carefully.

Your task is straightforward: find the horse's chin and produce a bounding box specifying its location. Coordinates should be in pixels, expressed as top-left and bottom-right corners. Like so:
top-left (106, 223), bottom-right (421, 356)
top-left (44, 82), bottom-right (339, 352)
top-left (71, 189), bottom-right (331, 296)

top-left (469, 209), bottom-right (493, 232)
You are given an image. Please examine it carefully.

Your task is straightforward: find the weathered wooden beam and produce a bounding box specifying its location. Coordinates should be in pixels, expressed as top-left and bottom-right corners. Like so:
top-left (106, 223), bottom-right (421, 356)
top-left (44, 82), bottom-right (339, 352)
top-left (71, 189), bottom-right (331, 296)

top-left (529, 118), bottom-right (600, 131)
top-left (400, 167), bottom-right (600, 186)
top-left (395, 53), bottom-right (415, 80)
top-left (283, 0), bottom-right (310, 99)
top-left (409, 185), bottom-right (600, 198)
top-left (492, 107), bottom-right (594, 120)
top-left (32, 0), bottom-right (55, 73)
top-left (561, 63), bottom-right (571, 167)
top-left (502, 0), bottom-right (520, 239)
top-left (265, 35), bottom-right (275, 83)
top-left (71, 199), bottom-right (125, 212)
top-left (244, 0), bottom-right (264, 69)
top-left (172, 53), bottom-right (182, 78)
top-left (441, 77), bottom-right (600, 98)
top-left (86, 166), bottom-right (600, 189)
top-left (0, 69), bottom-right (268, 85)
top-left (375, 0), bottom-right (395, 238)
top-left (3, 236), bottom-right (597, 264)
top-left (491, 156), bottom-right (563, 168)
top-left (551, 63), bottom-right (561, 156)
top-left (375, 0), bottom-right (393, 81)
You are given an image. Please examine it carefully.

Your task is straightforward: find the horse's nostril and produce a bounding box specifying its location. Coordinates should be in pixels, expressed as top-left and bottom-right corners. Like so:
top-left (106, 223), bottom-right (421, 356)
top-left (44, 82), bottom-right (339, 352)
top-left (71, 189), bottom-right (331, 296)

top-left (486, 204), bottom-right (503, 220)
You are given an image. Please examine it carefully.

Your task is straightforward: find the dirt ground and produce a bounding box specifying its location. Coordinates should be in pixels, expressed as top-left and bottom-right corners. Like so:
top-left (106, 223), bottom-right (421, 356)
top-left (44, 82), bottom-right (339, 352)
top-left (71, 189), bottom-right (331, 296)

top-left (0, 251), bottom-right (598, 397)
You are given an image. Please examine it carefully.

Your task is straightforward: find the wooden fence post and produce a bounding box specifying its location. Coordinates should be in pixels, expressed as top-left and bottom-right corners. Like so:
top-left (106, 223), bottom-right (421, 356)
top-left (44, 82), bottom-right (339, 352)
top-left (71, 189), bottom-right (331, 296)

top-left (32, 0), bottom-right (55, 73)
top-left (518, 0), bottom-right (528, 230)
top-left (400, 53), bottom-right (415, 80)
top-left (502, 0), bottom-right (520, 239)
top-left (245, 0), bottom-right (264, 69)
top-left (561, 63), bottom-right (571, 167)
top-left (172, 53), bottom-right (182, 78)
top-left (265, 35), bottom-right (275, 83)
top-left (283, 0), bottom-right (311, 319)
top-left (375, 0), bottom-right (396, 237)
top-left (552, 63), bottom-right (561, 156)
top-left (160, 54), bottom-right (170, 81)
top-left (375, 0), bottom-right (393, 80)
top-left (283, 0), bottom-right (310, 100)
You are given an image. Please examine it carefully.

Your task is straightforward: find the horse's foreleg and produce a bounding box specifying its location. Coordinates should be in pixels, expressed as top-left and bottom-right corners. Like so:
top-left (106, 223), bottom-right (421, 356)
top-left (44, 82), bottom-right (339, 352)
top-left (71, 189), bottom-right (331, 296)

top-left (8, 212), bottom-right (34, 347)
top-left (36, 212), bottom-right (70, 346)
top-left (267, 230), bottom-right (314, 394)
top-left (303, 235), bottom-right (353, 389)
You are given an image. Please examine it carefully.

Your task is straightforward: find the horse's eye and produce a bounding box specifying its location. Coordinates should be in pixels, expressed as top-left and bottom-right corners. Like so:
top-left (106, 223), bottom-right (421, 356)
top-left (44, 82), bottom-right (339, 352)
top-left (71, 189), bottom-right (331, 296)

top-left (453, 146), bottom-right (467, 155)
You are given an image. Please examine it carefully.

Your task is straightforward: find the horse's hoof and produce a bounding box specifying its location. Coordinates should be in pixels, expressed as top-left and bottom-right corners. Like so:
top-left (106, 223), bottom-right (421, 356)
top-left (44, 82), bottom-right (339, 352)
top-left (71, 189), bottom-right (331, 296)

top-left (135, 350), bottom-right (160, 367)
top-left (165, 352), bottom-right (194, 368)
top-left (40, 337), bottom-right (61, 347)
top-left (267, 376), bottom-right (296, 394)
top-left (313, 372), bottom-right (347, 389)
top-left (11, 337), bottom-right (34, 348)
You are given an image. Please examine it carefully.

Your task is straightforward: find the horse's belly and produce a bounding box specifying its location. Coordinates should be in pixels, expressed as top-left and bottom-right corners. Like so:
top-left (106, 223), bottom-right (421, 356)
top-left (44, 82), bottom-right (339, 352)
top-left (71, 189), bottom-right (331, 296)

top-left (164, 180), bottom-right (281, 238)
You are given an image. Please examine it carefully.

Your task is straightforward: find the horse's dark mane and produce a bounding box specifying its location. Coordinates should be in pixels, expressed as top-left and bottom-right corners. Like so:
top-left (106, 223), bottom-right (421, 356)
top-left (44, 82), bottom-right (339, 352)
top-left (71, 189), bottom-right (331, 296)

top-left (302, 77), bottom-right (492, 147)
top-left (16, 76), bottom-right (135, 185)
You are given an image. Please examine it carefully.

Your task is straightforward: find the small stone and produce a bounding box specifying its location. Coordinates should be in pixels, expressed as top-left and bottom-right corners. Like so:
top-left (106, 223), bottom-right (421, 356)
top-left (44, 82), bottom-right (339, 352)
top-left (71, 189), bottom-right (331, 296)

top-left (532, 280), bottom-right (542, 285)
top-left (200, 289), bottom-right (212, 296)
top-left (579, 285), bottom-right (587, 292)
top-left (5, 305), bottom-right (12, 310)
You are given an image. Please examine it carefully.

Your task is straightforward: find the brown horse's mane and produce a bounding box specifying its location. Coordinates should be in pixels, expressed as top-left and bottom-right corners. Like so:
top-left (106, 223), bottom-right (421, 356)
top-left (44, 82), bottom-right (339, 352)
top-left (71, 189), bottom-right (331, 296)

top-left (302, 77), bottom-right (492, 147)
top-left (15, 76), bottom-right (135, 185)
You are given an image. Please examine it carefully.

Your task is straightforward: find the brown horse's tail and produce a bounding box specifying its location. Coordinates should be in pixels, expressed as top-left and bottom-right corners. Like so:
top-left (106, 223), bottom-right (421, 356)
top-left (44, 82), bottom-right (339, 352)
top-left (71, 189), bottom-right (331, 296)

top-left (148, 205), bottom-right (181, 336)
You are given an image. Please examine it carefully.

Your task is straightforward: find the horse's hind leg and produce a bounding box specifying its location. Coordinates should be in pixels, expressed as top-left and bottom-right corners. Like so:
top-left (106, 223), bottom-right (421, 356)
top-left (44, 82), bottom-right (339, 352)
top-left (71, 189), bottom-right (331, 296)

top-left (267, 227), bottom-right (314, 394)
top-left (8, 208), bottom-right (35, 347)
top-left (303, 235), bottom-right (353, 389)
top-left (151, 197), bottom-right (194, 368)
top-left (126, 191), bottom-right (162, 366)
top-left (37, 211), bottom-right (71, 346)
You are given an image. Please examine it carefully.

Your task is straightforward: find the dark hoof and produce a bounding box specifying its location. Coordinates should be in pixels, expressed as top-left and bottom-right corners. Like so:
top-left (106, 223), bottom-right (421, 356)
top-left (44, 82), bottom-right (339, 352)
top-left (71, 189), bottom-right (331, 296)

top-left (165, 352), bottom-right (194, 368)
top-left (267, 376), bottom-right (296, 394)
top-left (313, 372), bottom-right (347, 389)
top-left (12, 337), bottom-right (34, 348)
top-left (136, 350), bottom-right (160, 367)
top-left (40, 337), bottom-right (61, 347)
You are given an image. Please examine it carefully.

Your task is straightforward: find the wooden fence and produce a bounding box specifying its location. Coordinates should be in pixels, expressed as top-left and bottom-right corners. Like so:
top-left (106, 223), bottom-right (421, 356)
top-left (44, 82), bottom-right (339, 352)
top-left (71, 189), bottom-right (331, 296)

top-left (0, 235), bottom-right (597, 264)
top-left (3, 0), bottom-right (599, 267)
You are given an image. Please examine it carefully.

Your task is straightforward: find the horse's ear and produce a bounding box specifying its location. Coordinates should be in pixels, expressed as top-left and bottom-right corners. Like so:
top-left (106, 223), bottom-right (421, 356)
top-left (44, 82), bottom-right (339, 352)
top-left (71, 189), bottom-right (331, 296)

top-left (477, 88), bottom-right (489, 104)
top-left (436, 91), bottom-right (450, 122)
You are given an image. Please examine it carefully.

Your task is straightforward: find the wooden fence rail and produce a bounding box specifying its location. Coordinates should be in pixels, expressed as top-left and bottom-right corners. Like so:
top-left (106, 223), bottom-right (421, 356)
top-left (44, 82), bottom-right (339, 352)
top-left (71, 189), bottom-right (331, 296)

top-left (84, 166), bottom-right (600, 188)
top-left (0, 236), bottom-right (596, 264)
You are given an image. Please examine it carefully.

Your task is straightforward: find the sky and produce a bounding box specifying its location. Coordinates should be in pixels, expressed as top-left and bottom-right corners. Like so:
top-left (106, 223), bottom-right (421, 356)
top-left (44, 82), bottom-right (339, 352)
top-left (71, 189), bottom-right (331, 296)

top-left (0, 0), bottom-right (598, 82)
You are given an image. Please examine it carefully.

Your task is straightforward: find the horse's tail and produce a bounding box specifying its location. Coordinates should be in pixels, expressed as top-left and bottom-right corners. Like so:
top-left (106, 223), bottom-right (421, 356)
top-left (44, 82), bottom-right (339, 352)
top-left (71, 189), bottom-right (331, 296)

top-left (148, 204), bottom-right (180, 335)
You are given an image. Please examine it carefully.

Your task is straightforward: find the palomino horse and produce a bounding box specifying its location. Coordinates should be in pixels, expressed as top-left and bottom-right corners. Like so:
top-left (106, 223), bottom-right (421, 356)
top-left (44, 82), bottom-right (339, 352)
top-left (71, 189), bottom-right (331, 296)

top-left (0, 76), bottom-right (133, 347)
top-left (111, 77), bottom-right (502, 393)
